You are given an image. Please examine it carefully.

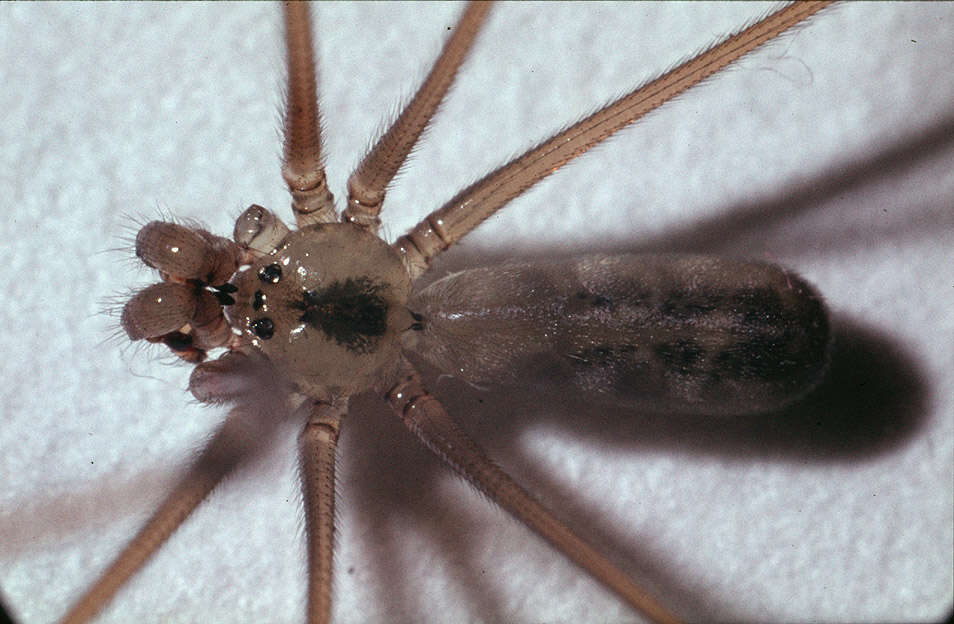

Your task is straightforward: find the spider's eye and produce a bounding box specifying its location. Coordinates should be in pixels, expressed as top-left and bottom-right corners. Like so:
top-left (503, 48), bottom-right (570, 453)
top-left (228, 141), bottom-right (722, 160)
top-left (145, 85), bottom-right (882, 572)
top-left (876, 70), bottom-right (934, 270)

top-left (250, 317), bottom-right (275, 339)
top-left (253, 290), bottom-right (265, 311)
top-left (258, 263), bottom-right (282, 284)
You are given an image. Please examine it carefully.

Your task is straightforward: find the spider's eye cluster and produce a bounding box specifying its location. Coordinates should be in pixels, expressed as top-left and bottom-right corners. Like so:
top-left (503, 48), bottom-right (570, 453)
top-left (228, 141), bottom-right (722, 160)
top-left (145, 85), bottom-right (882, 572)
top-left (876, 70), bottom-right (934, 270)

top-left (244, 263), bottom-right (284, 339)
top-left (258, 263), bottom-right (282, 284)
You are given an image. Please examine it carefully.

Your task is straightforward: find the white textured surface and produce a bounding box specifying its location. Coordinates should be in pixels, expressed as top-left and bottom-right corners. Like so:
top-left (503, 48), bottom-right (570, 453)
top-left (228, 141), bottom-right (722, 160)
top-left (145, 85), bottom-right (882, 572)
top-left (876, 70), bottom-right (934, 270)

top-left (1, 3), bottom-right (952, 623)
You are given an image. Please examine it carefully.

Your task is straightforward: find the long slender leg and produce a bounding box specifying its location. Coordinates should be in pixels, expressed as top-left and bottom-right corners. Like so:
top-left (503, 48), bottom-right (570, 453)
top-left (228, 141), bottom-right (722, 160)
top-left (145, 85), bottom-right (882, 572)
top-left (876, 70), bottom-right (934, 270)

top-left (59, 405), bottom-right (273, 624)
top-left (298, 401), bottom-right (346, 624)
top-left (393, 1), bottom-right (833, 279)
top-left (385, 366), bottom-right (680, 624)
top-left (283, 2), bottom-right (337, 228)
top-left (342, 2), bottom-right (491, 232)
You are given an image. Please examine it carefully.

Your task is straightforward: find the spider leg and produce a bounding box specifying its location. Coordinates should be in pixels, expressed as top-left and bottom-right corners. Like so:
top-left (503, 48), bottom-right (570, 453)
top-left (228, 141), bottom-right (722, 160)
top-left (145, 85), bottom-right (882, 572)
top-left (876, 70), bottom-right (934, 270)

top-left (342, 2), bottom-right (491, 233)
top-left (392, 1), bottom-right (832, 280)
top-left (298, 401), bottom-right (347, 624)
top-left (282, 2), bottom-right (336, 228)
top-left (59, 354), bottom-right (293, 624)
top-left (385, 365), bottom-right (680, 624)
top-left (59, 406), bottom-right (276, 624)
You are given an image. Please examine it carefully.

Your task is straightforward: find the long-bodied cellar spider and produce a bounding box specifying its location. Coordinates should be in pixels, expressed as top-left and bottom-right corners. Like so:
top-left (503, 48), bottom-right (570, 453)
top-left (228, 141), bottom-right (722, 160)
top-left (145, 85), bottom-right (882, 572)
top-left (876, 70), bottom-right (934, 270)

top-left (1, 3), bottom-right (952, 623)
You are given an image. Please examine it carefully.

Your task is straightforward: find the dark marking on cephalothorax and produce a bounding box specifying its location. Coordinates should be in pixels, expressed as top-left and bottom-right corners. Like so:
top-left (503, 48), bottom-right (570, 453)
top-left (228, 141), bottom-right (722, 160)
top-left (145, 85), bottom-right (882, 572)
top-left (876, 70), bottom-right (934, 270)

top-left (291, 277), bottom-right (388, 353)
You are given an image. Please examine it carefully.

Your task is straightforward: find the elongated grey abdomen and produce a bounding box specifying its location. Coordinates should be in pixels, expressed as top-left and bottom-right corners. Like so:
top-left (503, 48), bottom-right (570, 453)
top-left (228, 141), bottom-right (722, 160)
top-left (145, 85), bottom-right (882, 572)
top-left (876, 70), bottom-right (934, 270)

top-left (405, 255), bottom-right (829, 414)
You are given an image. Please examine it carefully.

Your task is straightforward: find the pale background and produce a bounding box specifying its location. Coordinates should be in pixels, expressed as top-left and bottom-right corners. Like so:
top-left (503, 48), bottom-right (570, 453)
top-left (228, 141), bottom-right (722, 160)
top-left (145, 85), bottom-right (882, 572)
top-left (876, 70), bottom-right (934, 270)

top-left (1, 3), bottom-right (952, 623)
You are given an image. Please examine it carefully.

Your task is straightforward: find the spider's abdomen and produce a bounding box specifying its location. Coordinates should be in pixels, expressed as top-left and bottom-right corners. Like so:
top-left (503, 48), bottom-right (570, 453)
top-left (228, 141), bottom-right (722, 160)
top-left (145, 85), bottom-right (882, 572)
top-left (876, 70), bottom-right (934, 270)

top-left (226, 223), bottom-right (413, 399)
top-left (407, 255), bottom-right (830, 414)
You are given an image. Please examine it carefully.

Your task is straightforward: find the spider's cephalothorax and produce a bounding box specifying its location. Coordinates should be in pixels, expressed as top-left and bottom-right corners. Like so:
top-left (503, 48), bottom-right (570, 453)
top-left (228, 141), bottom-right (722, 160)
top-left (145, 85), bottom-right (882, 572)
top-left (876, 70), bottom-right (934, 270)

top-left (72, 3), bottom-right (836, 624)
top-left (225, 207), bottom-right (413, 398)
top-left (123, 203), bottom-right (413, 398)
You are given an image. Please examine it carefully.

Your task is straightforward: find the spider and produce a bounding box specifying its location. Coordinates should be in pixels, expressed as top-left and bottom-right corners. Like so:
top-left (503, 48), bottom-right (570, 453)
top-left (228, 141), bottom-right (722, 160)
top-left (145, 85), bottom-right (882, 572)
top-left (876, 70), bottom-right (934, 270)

top-left (1, 3), bottom-right (952, 623)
